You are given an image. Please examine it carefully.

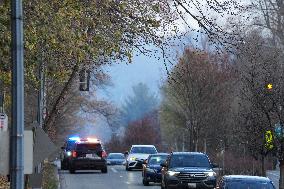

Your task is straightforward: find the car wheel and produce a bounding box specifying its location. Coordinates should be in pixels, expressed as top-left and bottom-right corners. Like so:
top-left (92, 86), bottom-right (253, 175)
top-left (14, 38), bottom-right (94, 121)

top-left (69, 166), bottom-right (75, 174)
top-left (62, 160), bottom-right (69, 170)
top-left (143, 178), bottom-right (149, 186)
top-left (61, 161), bottom-right (65, 170)
top-left (101, 167), bottom-right (108, 173)
top-left (164, 182), bottom-right (168, 189)
top-left (126, 165), bottom-right (131, 171)
top-left (161, 179), bottom-right (165, 189)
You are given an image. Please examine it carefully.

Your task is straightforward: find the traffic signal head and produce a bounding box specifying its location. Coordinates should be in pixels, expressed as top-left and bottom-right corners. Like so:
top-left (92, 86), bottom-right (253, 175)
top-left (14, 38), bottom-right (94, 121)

top-left (267, 83), bottom-right (273, 90)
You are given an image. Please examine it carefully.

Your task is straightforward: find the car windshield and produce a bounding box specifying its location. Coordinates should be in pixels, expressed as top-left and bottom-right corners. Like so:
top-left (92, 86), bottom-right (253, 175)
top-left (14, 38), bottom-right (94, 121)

top-left (148, 155), bottom-right (168, 165)
top-left (170, 154), bottom-right (210, 168)
top-left (130, 147), bottom-right (157, 154)
top-left (76, 143), bottom-right (102, 152)
top-left (225, 180), bottom-right (275, 189)
top-left (108, 154), bottom-right (124, 159)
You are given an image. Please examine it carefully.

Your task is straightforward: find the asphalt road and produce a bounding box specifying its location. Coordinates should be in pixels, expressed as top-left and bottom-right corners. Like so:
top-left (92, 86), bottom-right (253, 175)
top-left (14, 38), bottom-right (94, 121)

top-left (59, 165), bottom-right (160, 189)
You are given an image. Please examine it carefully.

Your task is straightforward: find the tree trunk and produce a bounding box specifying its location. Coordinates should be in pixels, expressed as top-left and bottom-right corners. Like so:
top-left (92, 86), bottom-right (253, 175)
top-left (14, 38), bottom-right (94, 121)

top-left (43, 63), bottom-right (79, 138)
top-left (279, 160), bottom-right (284, 189)
top-left (261, 155), bottom-right (265, 177)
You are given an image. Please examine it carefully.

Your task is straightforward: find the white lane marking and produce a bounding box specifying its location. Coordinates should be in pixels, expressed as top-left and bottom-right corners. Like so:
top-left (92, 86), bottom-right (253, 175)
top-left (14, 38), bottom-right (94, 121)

top-left (120, 175), bottom-right (123, 178)
top-left (126, 182), bottom-right (130, 185)
top-left (111, 167), bottom-right (118, 173)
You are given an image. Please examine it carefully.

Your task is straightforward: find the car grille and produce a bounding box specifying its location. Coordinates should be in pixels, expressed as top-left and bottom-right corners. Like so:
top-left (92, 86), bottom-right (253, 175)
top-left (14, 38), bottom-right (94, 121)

top-left (178, 172), bottom-right (207, 183)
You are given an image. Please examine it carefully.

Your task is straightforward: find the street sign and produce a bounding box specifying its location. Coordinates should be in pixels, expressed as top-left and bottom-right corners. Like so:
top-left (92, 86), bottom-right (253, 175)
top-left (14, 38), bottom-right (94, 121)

top-left (265, 130), bottom-right (274, 150)
top-left (0, 113), bottom-right (8, 131)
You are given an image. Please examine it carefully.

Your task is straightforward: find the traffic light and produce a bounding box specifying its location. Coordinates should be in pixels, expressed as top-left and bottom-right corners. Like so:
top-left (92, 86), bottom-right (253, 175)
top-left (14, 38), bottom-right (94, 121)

top-left (267, 83), bottom-right (273, 90)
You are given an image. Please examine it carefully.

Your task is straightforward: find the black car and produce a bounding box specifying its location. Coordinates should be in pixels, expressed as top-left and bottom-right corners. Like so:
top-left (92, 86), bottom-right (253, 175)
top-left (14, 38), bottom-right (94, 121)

top-left (107, 153), bottom-right (125, 165)
top-left (216, 175), bottom-right (276, 189)
top-left (68, 138), bottom-right (108, 174)
top-left (60, 137), bottom-right (80, 170)
top-left (142, 153), bottom-right (169, 186)
top-left (161, 152), bottom-right (217, 189)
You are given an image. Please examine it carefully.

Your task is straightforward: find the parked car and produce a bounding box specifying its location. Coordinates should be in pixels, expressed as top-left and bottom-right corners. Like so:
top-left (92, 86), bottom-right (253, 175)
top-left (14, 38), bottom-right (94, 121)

top-left (142, 153), bottom-right (169, 186)
top-left (216, 175), bottom-right (276, 189)
top-left (60, 136), bottom-right (80, 170)
top-left (68, 137), bottom-right (108, 174)
top-left (125, 145), bottom-right (158, 171)
top-left (160, 152), bottom-right (217, 189)
top-left (107, 153), bottom-right (125, 165)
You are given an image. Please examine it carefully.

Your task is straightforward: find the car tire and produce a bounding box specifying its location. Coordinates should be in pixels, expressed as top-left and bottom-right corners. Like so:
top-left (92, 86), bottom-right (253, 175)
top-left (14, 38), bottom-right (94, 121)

top-left (164, 182), bottom-right (168, 189)
top-left (61, 161), bottom-right (65, 170)
top-left (126, 165), bottom-right (131, 171)
top-left (61, 160), bottom-right (68, 170)
top-left (161, 180), bottom-right (165, 189)
top-left (69, 166), bottom-right (76, 174)
top-left (101, 167), bottom-right (108, 173)
top-left (143, 178), bottom-right (149, 186)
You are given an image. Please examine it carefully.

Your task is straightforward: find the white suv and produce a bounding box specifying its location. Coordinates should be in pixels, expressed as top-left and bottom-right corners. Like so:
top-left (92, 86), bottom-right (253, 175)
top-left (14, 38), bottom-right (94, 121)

top-left (125, 145), bottom-right (157, 171)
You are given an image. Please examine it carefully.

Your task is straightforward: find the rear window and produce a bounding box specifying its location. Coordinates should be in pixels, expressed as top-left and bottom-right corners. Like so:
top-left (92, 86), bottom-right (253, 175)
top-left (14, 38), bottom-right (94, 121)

top-left (225, 180), bottom-right (275, 189)
top-left (148, 155), bottom-right (168, 165)
top-left (130, 146), bottom-right (157, 154)
top-left (66, 141), bottom-right (76, 150)
top-left (76, 143), bottom-right (102, 152)
top-left (108, 154), bottom-right (124, 159)
top-left (170, 154), bottom-right (210, 168)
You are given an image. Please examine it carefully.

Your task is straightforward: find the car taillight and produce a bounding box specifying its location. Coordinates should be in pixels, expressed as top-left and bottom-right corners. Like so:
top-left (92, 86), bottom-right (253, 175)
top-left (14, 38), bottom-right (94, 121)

top-left (102, 151), bottom-right (107, 158)
top-left (72, 151), bottom-right (77, 158)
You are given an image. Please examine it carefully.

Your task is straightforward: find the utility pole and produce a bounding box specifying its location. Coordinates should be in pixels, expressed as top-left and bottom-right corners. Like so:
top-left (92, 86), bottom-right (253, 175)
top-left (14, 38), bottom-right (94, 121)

top-left (10, 0), bottom-right (24, 188)
top-left (0, 80), bottom-right (4, 113)
top-left (204, 139), bottom-right (207, 153)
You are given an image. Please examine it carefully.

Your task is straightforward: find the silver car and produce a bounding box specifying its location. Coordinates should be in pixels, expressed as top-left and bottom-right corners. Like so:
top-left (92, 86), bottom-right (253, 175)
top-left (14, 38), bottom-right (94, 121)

top-left (125, 145), bottom-right (158, 171)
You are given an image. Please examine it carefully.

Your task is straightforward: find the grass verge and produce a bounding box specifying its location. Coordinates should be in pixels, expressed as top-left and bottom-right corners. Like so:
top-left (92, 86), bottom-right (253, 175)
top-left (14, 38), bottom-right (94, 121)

top-left (42, 162), bottom-right (58, 189)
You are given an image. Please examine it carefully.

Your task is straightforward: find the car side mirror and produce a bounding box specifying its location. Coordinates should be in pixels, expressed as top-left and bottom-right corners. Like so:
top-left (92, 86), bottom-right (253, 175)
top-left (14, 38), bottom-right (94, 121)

top-left (211, 163), bottom-right (218, 168)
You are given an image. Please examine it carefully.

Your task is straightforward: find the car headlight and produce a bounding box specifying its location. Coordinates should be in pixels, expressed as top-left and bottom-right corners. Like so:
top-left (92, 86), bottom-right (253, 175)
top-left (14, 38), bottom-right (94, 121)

top-left (206, 172), bottom-right (216, 177)
top-left (66, 151), bottom-right (72, 156)
top-left (129, 157), bottom-right (136, 161)
top-left (168, 171), bottom-right (180, 176)
top-left (146, 168), bottom-right (155, 173)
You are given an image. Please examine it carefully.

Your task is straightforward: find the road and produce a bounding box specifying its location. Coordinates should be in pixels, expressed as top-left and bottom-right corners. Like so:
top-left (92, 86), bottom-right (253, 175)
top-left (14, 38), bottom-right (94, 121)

top-left (59, 165), bottom-right (160, 189)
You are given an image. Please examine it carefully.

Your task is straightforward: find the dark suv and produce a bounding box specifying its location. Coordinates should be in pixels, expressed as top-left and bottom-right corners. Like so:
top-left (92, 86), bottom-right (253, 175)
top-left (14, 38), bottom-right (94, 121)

top-left (161, 152), bottom-right (217, 189)
top-left (68, 139), bottom-right (108, 174)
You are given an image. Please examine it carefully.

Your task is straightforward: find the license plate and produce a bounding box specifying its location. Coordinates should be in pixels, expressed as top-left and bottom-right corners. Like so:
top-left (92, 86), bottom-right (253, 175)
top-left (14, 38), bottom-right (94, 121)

top-left (86, 154), bottom-right (93, 158)
top-left (187, 183), bottom-right (196, 188)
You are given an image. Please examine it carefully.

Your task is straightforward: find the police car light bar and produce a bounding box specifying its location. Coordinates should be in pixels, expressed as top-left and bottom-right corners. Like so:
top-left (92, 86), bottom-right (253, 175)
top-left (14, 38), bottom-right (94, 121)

top-left (86, 138), bottom-right (100, 143)
top-left (68, 137), bottom-right (81, 141)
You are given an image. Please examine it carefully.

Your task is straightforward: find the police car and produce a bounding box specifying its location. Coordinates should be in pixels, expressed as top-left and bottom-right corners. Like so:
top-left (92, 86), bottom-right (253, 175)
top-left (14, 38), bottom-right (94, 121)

top-left (68, 137), bottom-right (108, 174)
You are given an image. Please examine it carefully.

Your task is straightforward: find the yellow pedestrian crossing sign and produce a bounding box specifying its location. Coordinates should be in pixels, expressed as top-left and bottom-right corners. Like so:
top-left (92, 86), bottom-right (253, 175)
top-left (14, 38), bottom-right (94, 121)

top-left (265, 130), bottom-right (274, 150)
